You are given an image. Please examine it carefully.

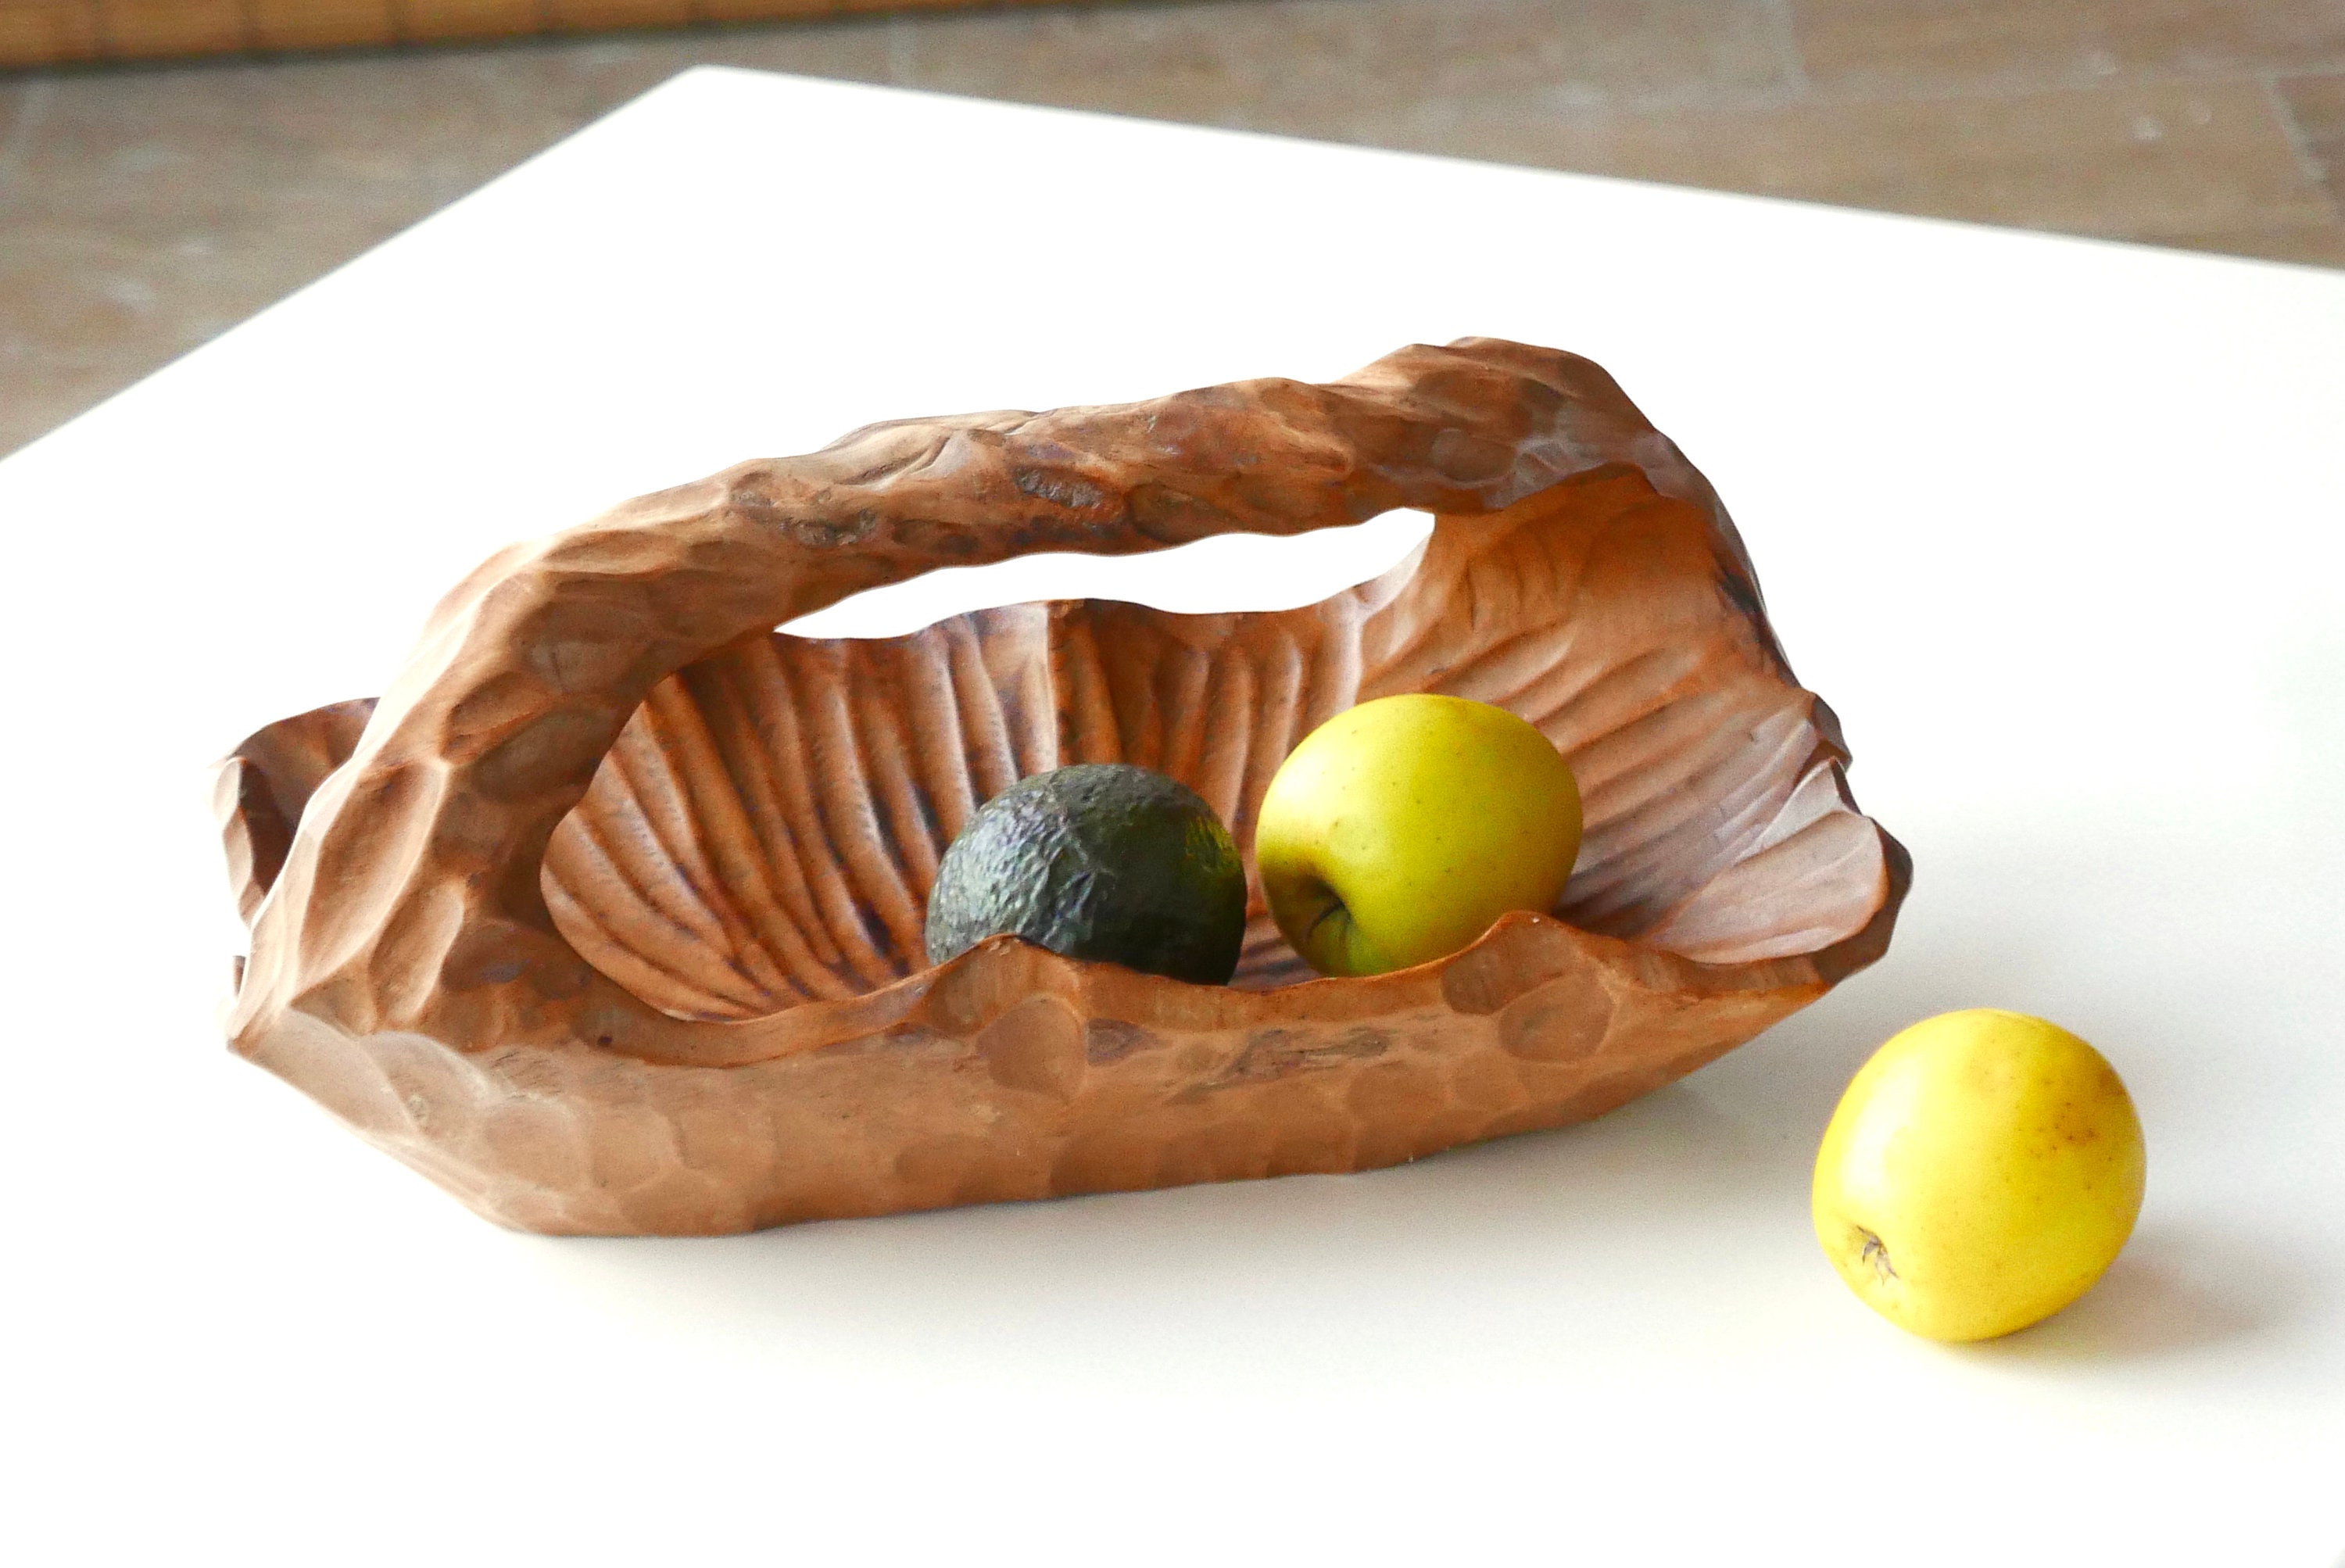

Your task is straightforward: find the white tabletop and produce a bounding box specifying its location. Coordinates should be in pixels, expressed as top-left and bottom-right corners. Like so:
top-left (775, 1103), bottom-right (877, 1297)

top-left (3, 68), bottom-right (2340, 1567)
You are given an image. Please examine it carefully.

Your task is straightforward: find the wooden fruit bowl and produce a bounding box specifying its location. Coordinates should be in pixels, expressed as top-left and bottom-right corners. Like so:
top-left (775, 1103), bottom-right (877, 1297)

top-left (217, 339), bottom-right (1909, 1236)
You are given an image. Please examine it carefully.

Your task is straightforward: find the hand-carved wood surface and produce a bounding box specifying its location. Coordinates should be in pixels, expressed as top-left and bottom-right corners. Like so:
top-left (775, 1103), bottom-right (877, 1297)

top-left (217, 338), bottom-right (1910, 1236)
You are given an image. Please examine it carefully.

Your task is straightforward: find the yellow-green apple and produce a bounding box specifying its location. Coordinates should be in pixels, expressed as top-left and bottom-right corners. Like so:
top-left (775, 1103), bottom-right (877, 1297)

top-left (1254, 694), bottom-right (1581, 976)
top-left (1813, 1008), bottom-right (2146, 1341)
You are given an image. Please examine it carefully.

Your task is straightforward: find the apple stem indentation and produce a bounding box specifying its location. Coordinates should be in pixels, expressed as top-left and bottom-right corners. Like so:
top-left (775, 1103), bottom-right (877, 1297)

top-left (1856, 1227), bottom-right (1897, 1283)
top-left (1305, 890), bottom-right (1351, 945)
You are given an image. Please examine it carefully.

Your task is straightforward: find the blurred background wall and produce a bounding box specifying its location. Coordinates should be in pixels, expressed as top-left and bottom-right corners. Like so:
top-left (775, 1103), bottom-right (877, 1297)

top-left (4, 0), bottom-right (2342, 457)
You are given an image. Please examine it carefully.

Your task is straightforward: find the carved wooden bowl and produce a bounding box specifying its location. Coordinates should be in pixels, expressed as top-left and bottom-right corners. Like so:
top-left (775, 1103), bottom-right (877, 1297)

top-left (217, 339), bottom-right (1909, 1236)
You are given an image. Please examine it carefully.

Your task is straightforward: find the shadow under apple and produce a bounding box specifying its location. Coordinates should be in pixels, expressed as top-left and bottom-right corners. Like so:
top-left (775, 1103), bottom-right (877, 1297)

top-left (1960, 1222), bottom-right (2313, 1366)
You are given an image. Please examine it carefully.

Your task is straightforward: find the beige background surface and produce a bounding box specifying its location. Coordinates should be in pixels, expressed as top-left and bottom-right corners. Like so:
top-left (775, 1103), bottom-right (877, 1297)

top-left (5, 0), bottom-right (2344, 457)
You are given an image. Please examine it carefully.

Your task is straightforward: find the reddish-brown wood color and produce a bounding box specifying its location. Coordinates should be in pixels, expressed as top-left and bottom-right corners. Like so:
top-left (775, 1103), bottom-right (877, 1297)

top-left (217, 339), bottom-right (1909, 1236)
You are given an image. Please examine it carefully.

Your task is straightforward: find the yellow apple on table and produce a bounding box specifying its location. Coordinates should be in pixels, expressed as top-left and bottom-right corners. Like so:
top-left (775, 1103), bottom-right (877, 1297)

top-left (1813, 1008), bottom-right (2146, 1342)
top-left (1255, 693), bottom-right (1582, 977)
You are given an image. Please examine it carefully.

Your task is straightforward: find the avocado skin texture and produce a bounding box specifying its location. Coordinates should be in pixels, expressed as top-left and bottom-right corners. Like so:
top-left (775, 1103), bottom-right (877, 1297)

top-left (924, 763), bottom-right (1246, 986)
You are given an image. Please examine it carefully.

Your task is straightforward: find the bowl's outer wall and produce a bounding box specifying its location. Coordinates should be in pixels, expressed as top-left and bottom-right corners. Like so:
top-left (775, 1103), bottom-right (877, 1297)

top-left (218, 339), bottom-right (1909, 1235)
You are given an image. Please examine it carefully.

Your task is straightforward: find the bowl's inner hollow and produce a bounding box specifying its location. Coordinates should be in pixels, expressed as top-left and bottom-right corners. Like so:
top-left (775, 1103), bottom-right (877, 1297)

top-left (542, 477), bottom-right (1891, 1022)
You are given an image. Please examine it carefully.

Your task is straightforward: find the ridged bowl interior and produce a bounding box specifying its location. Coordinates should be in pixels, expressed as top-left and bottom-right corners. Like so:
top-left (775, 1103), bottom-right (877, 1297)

top-left (543, 470), bottom-right (1883, 1022)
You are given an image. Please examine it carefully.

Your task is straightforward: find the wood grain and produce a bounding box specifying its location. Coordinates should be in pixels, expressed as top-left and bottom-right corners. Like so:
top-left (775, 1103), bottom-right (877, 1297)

top-left (217, 338), bottom-right (1910, 1235)
top-left (0, 0), bottom-right (1072, 66)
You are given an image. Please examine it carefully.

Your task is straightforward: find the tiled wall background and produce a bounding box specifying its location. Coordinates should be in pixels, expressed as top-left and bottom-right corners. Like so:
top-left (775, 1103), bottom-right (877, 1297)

top-left (5, 0), bottom-right (2343, 457)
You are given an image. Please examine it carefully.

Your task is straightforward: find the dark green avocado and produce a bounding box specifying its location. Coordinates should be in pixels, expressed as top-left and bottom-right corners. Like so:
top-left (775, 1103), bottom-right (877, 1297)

top-left (924, 763), bottom-right (1247, 986)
